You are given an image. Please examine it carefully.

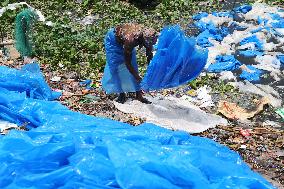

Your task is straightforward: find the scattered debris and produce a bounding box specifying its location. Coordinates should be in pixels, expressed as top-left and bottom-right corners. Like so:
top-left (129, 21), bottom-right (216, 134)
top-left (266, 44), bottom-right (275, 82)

top-left (181, 85), bottom-right (214, 108)
top-left (50, 76), bottom-right (61, 82)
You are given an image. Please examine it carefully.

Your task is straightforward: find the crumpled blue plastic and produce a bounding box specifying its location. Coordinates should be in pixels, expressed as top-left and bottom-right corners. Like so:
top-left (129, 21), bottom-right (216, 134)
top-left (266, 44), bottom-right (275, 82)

top-left (229, 22), bottom-right (248, 31)
top-left (233, 5), bottom-right (252, 14)
top-left (141, 26), bottom-right (208, 91)
top-left (0, 63), bottom-right (61, 100)
top-left (277, 54), bottom-right (284, 65)
top-left (257, 16), bottom-right (269, 25)
top-left (270, 13), bottom-right (284, 28)
top-left (207, 55), bottom-right (241, 73)
top-left (0, 64), bottom-right (275, 188)
top-left (195, 23), bottom-right (230, 48)
top-left (239, 35), bottom-right (263, 50)
top-left (239, 50), bottom-right (263, 58)
top-left (238, 35), bottom-right (264, 57)
top-left (239, 65), bottom-right (263, 82)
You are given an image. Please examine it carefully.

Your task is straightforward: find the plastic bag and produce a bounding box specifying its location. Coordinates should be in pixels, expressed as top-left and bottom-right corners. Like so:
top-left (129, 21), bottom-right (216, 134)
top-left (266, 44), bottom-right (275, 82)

top-left (207, 55), bottom-right (241, 73)
top-left (141, 26), bottom-right (208, 91)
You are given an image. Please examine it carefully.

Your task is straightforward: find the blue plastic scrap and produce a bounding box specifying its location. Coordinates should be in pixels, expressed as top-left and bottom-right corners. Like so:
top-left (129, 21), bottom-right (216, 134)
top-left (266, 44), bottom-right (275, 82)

top-left (141, 26), bottom-right (208, 91)
top-left (257, 16), bottom-right (269, 25)
top-left (233, 5), bottom-right (252, 14)
top-left (239, 65), bottom-right (263, 82)
top-left (80, 79), bottom-right (93, 90)
top-left (239, 35), bottom-right (263, 50)
top-left (239, 50), bottom-right (263, 58)
top-left (238, 35), bottom-right (264, 57)
top-left (195, 24), bottom-right (229, 48)
top-left (208, 55), bottom-right (241, 73)
top-left (270, 13), bottom-right (284, 28)
top-left (0, 64), bottom-right (275, 188)
top-left (229, 22), bottom-right (248, 31)
top-left (277, 54), bottom-right (284, 64)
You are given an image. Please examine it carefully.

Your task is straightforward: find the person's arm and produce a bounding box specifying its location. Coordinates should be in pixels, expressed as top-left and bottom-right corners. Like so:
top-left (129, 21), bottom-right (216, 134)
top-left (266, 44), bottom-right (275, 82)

top-left (124, 44), bottom-right (141, 82)
top-left (145, 46), bottom-right (153, 64)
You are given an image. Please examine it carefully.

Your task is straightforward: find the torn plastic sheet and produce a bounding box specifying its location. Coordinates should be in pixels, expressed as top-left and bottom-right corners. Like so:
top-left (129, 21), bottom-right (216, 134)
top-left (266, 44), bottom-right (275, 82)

top-left (207, 55), bottom-right (241, 73)
top-left (254, 55), bottom-right (282, 73)
top-left (114, 95), bottom-right (225, 133)
top-left (0, 64), bottom-right (274, 188)
top-left (219, 71), bottom-right (237, 81)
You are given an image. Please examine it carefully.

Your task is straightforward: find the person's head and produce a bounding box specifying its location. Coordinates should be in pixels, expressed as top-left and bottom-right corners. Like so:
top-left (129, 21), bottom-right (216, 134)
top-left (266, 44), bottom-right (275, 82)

top-left (142, 27), bottom-right (158, 48)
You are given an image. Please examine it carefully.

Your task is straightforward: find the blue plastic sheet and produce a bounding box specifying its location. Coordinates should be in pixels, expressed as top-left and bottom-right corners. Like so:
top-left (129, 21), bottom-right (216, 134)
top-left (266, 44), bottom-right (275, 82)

top-left (239, 65), bottom-right (263, 82)
top-left (0, 64), bottom-right (275, 188)
top-left (141, 26), bottom-right (208, 91)
top-left (207, 55), bottom-right (241, 73)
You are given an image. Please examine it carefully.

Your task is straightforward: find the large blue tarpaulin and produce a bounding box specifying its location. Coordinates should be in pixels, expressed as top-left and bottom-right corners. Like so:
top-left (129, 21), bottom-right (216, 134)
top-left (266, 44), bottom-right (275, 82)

top-left (0, 63), bottom-right (274, 188)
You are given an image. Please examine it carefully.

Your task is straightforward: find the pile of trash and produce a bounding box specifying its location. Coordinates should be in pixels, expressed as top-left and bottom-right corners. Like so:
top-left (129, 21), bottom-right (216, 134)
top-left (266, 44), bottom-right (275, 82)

top-left (0, 63), bottom-right (275, 188)
top-left (193, 3), bottom-right (284, 85)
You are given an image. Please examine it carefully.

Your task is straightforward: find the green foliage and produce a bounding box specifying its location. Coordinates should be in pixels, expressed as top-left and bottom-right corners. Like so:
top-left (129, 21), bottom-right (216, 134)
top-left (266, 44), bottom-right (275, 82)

top-left (1, 0), bottom-right (281, 78)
